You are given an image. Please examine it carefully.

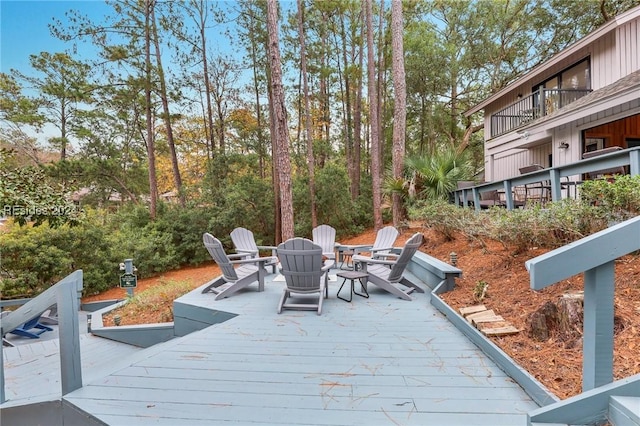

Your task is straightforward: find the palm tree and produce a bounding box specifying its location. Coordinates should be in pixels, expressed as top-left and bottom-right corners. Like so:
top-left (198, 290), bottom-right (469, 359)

top-left (403, 149), bottom-right (473, 200)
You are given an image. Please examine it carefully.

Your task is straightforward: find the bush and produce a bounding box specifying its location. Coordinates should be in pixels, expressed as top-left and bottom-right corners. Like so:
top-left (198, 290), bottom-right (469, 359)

top-left (292, 163), bottom-right (371, 239)
top-left (408, 197), bottom-right (608, 253)
top-left (0, 214), bottom-right (117, 298)
top-left (580, 174), bottom-right (640, 221)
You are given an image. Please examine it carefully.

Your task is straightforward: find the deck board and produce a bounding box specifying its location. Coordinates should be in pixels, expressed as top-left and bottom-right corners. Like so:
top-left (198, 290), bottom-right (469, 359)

top-left (2, 333), bottom-right (143, 406)
top-left (62, 272), bottom-right (540, 425)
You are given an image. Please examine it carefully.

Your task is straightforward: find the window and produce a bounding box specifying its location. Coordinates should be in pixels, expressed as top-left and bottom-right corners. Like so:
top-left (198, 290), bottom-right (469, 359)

top-left (538, 58), bottom-right (591, 91)
top-left (585, 137), bottom-right (604, 153)
top-left (561, 61), bottom-right (590, 90)
top-left (627, 138), bottom-right (640, 148)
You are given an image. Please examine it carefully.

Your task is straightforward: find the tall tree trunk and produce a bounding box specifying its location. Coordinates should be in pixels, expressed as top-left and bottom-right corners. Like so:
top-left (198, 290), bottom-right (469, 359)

top-left (338, 16), bottom-right (354, 200)
top-left (144, 0), bottom-right (158, 219)
top-left (391, 0), bottom-right (406, 227)
top-left (377, 0), bottom-right (385, 177)
top-left (268, 85), bottom-right (281, 243)
top-left (150, 5), bottom-right (185, 207)
top-left (320, 14), bottom-right (330, 166)
top-left (297, 0), bottom-right (317, 229)
top-left (194, 0), bottom-right (216, 158)
top-left (60, 104), bottom-right (67, 160)
top-left (266, 0), bottom-right (294, 240)
top-left (352, 23), bottom-right (363, 200)
top-left (365, 0), bottom-right (382, 230)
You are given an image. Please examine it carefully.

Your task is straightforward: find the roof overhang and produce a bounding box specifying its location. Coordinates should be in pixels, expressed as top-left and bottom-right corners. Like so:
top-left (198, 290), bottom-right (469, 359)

top-left (464, 5), bottom-right (640, 118)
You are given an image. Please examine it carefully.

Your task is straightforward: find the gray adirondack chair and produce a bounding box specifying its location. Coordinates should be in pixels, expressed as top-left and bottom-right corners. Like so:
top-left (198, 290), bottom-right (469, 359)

top-left (276, 238), bottom-right (334, 315)
top-left (230, 227), bottom-right (278, 274)
top-left (353, 233), bottom-right (425, 301)
top-left (312, 224), bottom-right (337, 262)
top-left (202, 233), bottom-right (275, 300)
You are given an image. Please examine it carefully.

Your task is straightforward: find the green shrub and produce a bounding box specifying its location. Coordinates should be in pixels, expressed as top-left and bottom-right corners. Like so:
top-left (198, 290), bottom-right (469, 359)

top-left (0, 214), bottom-right (117, 298)
top-left (580, 174), bottom-right (640, 221)
top-left (408, 197), bottom-right (609, 253)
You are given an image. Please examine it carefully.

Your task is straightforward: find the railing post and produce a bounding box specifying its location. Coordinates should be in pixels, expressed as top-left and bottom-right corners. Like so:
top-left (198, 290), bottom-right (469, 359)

top-left (629, 149), bottom-right (640, 175)
top-left (549, 168), bottom-right (562, 201)
top-left (1, 325), bottom-right (5, 403)
top-left (503, 180), bottom-right (515, 210)
top-left (58, 270), bottom-right (83, 395)
top-left (583, 262), bottom-right (615, 391)
top-left (538, 85), bottom-right (546, 117)
top-left (472, 189), bottom-right (481, 212)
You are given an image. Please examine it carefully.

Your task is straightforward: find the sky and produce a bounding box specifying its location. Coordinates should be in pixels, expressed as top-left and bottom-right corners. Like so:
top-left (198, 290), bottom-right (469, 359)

top-left (0, 0), bottom-right (251, 146)
top-left (0, 0), bottom-right (259, 76)
top-left (0, 0), bottom-right (113, 74)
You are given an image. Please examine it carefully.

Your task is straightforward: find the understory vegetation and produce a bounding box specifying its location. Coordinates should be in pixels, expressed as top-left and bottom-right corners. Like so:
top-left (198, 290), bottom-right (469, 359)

top-left (0, 167), bottom-right (378, 298)
top-left (1, 175), bottom-right (639, 299)
top-left (410, 175), bottom-right (640, 253)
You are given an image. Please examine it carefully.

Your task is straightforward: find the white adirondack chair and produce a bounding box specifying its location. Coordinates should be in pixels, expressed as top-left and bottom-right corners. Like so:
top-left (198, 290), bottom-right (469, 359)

top-left (353, 233), bottom-right (425, 301)
top-left (202, 233), bottom-right (275, 300)
top-left (312, 224), bottom-right (337, 262)
top-left (368, 225), bottom-right (400, 260)
top-left (230, 227), bottom-right (278, 273)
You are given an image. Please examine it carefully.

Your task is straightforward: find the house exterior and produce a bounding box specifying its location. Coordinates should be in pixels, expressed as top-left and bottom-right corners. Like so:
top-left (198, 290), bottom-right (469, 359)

top-left (465, 5), bottom-right (640, 185)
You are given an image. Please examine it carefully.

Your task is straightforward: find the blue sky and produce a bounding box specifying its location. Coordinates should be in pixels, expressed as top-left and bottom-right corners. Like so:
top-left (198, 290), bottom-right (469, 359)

top-left (0, 0), bottom-right (112, 74)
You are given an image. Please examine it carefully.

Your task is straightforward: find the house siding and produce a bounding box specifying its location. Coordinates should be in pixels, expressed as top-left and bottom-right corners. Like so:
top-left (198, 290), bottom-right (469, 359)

top-left (482, 8), bottom-right (640, 184)
top-left (487, 144), bottom-right (551, 181)
top-left (590, 31), bottom-right (618, 88)
top-left (617, 19), bottom-right (639, 75)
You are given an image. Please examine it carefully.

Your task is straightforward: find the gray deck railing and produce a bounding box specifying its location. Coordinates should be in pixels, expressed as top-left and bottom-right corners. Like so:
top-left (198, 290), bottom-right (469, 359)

top-left (525, 216), bottom-right (640, 392)
top-left (491, 88), bottom-right (592, 138)
top-left (453, 146), bottom-right (640, 210)
top-left (0, 270), bottom-right (83, 403)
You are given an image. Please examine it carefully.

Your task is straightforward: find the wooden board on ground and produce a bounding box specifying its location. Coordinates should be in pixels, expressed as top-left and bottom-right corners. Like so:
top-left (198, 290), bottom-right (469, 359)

top-left (465, 309), bottom-right (496, 323)
top-left (480, 324), bottom-right (521, 336)
top-left (460, 305), bottom-right (520, 336)
top-left (459, 305), bottom-right (487, 317)
top-left (471, 315), bottom-right (505, 327)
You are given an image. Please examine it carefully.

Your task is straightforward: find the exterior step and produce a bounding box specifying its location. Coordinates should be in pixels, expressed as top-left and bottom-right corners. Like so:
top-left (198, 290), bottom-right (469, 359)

top-left (609, 396), bottom-right (640, 426)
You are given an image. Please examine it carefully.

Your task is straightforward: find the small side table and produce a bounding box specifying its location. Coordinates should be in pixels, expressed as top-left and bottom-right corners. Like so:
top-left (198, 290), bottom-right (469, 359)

top-left (336, 271), bottom-right (369, 302)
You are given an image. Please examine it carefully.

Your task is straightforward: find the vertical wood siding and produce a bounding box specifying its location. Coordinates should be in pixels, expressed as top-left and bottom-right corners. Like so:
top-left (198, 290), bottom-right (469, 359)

top-left (584, 114), bottom-right (640, 146)
top-left (617, 20), bottom-right (639, 75)
top-left (591, 32), bottom-right (618, 89)
top-left (489, 143), bottom-right (552, 181)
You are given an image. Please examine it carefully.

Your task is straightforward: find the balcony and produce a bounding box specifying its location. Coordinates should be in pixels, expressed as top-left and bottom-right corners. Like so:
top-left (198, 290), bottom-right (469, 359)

top-left (490, 88), bottom-right (592, 138)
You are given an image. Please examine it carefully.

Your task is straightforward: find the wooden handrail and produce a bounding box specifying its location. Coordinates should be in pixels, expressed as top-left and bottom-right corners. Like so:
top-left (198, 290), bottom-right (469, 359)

top-left (453, 146), bottom-right (640, 210)
top-left (525, 216), bottom-right (640, 391)
top-left (1, 270), bottom-right (83, 403)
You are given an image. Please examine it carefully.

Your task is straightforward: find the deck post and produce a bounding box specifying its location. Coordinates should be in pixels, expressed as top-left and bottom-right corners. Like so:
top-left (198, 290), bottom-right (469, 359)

top-left (549, 168), bottom-right (562, 201)
top-left (58, 270), bottom-right (83, 395)
top-left (503, 180), bottom-right (514, 210)
top-left (629, 149), bottom-right (640, 175)
top-left (582, 262), bottom-right (615, 391)
top-left (1, 327), bottom-right (4, 403)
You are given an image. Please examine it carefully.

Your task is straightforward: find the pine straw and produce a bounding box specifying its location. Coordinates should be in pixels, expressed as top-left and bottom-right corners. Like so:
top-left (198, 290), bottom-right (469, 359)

top-left (425, 227), bottom-right (640, 400)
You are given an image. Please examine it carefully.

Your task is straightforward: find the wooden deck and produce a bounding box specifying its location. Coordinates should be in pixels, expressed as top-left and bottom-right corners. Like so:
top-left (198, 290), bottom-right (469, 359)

top-left (61, 270), bottom-right (539, 425)
top-left (2, 332), bottom-right (143, 407)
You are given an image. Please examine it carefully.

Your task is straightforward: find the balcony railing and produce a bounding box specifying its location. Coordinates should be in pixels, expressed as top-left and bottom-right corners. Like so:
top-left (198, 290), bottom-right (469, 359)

top-left (491, 88), bottom-right (592, 138)
top-left (453, 146), bottom-right (640, 211)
